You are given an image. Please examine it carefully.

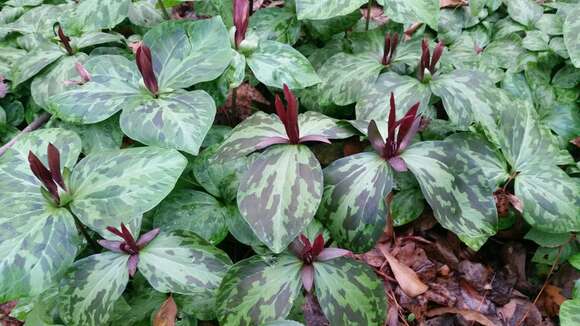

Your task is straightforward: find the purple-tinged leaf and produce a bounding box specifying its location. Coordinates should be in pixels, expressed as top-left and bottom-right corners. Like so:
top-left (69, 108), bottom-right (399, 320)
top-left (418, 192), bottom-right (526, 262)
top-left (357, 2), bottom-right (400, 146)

top-left (301, 264), bottom-right (315, 292)
top-left (255, 136), bottom-right (291, 150)
top-left (289, 237), bottom-right (305, 258)
top-left (28, 151), bottom-right (59, 202)
top-left (136, 228), bottom-right (160, 249)
top-left (127, 254), bottom-right (139, 277)
top-left (368, 120), bottom-right (386, 157)
top-left (233, 0), bottom-right (250, 48)
top-left (47, 143), bottom-right (66, 190)
top-left (317, 248), bottom-right (351, 261)
top-left (135, 44), bottom-right (159, 95)
top-left (97, 240), bottom-right (124, 253)
top-left (298, 135), bottom-right (331, 144)
top-left (388, 156), bottom-right (408, 172)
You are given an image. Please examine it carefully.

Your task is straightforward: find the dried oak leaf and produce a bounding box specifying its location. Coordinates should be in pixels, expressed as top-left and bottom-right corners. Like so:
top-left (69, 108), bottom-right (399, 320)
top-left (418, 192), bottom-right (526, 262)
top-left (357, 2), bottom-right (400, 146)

top-left (381, 247), bottom-right (429, 297)
top-left (153, 295), bottom-right (177, 326)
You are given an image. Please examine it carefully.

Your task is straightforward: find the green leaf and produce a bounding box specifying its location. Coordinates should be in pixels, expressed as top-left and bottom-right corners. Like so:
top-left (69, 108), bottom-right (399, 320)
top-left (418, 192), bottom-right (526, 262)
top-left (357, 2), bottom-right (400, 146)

top-left (138, 231), bottom-right (231, 295)
top-left (298, 111), bottom-right (354, 139)
top-left (264, 321), bottom-right (303, 326)
top-left (401, 141), bottom-right (498, 250)
top-left (58, 252), bottom-right (130, 326)
top-left (355, 72), bottom-right (431, 130)
top-left (69, 147), bottom-right (187, 234)
top-left (31, 53), bottom-right (88, 108)
top-left (215, 112), bottom-right (286, 160)
top-left (71, 0), bottom-right (130, 32)
top-left (507, 0), bottom-right (543, 27)
top-left (216, 255), bottom-right (303, 326)
top-left (569, 254), bottom-right (580, 270)
top-left (430, 70), bottom-right (501, 143)
top-left (535, 14), bottom-right (563, 36)
top-left (318, 152), bottom-right (394, 252)
top-left (249, 6), bottom-right (301, 44)
top-left (392, 188), bottom-right (425, 226)
top-left (563, 4), bottom-right (580, 68)
top-left (48, 55), bottom-right (143, 124)
top-left (55, 117), bottom-right (124, 155)
top-left (378, 0), bottom-right (439, 30)
top-left (516, 168), bottom-right (580, 233)
top-left (71, 32), bottom-right (124, 50)
top-left (11, 45), bottom-right (64, 86)
top-left (120, 90), bottom-right (216, 155)
top-left (317, 52), bottom-right (384, 106)
top-left (0, 207), bottom-right (78, 301)
top-left (247, 40), bottom-right (321, 89)
top-left (314, 258), bottom-right (386, 325)
top-left (295, 0), bottom-right (367, 20)
top-left (524, 228), bottom-right (571, 247)
top-left (127, 0), bottom-right (164, 28)
top-left (560, 299), bottom-right (580, 326)
top-left (152, 189), bottom-right (229, 244)
top-left (238, 145), bottom-right (323, 253)
top-left (143, 17), bottom-right (232, 89)
top-left (522, 31), bottom-right (550, 51)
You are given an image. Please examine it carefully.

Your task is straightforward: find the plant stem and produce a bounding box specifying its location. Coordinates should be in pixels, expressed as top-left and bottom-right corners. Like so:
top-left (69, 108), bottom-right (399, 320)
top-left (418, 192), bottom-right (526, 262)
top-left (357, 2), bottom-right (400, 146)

top-left (0, 112), bottom-right (51, 157)
top-left (69, 208), bottom-right (100, 252)
top-left (365, 0), bottom-right (373, 31)
top-left (158, 0), bottom-right (170, 20)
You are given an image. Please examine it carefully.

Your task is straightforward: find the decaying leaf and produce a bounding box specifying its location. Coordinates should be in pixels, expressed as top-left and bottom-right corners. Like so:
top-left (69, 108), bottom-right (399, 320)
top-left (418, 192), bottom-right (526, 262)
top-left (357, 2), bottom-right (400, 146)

top-left (380, 247), bottom-right (429, 297)
top-left (153, 295), bottom-right (178, 326)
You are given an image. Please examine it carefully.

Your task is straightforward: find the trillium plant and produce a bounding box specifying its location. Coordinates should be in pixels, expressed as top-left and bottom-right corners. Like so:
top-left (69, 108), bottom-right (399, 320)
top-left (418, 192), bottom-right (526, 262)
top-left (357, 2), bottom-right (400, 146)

top-left (0, 0), bottom-right (579, 325)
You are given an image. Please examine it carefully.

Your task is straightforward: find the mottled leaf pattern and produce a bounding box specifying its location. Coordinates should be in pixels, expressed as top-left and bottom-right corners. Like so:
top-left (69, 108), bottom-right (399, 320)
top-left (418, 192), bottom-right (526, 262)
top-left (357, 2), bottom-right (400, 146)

top-left (31, 53), bottom-right (87, 108)
top-left (216, 255), bottom-right (303, 326)
top-left (138, 231), bottom-right (231, 295)
top-left (298, 111), bottom-right (354, 140)
top-left (401, 141), bottom-right (497, 250)
top-left (215, 112), bottom-right (286, 160)
top-left (238, 145), bottom-right (323, 253)
top-left (143, 17), bottom-right (232, 89)
top-left (516, 168), bottom-right (580, 233)
top-left (69, 147), bottom-right (187, 233)
top-left (11, 45), bottom-right (64, 86)
top-left (247, 40), bottom-right (321, 89)
top-left (72, 0), bottom-right (130, 31)
top-left (563, 4), bottom-right (580, 68)
top-left (120, 90), bottom-right (216, 155)
top-left (249, 6), bottom-right (301, 44)
top-left (314, 258), bottom-right (386, 325)
top-left (318, 152), bottom-right (394, 252)
top-left (507, 0), bottom-right (543, 27)
top-left (560, 299), bottom-right (580, 326)
top-left (378, 0), bottom-right (439, 30)
top-left (153, 189), bottom-right (229, 244)
top-left (58, 252), bottom-right (130, 326)
top-left (295, 0), bottom-right (367, 20)
top-left (72, 31), bottom-right (123, 49)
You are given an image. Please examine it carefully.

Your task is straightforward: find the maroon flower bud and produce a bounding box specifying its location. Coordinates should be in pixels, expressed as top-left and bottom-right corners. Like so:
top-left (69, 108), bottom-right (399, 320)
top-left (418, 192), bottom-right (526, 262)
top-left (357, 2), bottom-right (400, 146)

top-left (53, 23), bottom-right (73, 55)
top-left (417, 39), bottom-right (445, 80)
top-left (28, 143), bottom-right (68, 204)
top-left (382, 32), bottom-right (399, 66)
top-left (274, 84), bottom-right (300, 144)
top-left (135, 44), bottom-right (159, 96)
top-left (233, 0), bottom-right (250, 49)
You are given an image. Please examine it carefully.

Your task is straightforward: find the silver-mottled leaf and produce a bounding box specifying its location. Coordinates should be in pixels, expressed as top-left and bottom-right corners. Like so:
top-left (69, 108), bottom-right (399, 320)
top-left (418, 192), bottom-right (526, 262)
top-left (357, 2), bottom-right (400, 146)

top-left (563, 4), bottom-right (580, 67)
top-left (378, 0), bottom-right (439, 30)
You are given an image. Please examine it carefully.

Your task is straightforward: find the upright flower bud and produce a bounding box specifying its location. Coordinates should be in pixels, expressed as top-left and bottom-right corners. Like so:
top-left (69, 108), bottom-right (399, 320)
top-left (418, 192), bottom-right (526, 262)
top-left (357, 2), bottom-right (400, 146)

top-left (135, 44), bottom-right (159, 96)
top-left (53, 23), bottom-right (74, 55)
top-left (233, 0), bottom-right (250, 49)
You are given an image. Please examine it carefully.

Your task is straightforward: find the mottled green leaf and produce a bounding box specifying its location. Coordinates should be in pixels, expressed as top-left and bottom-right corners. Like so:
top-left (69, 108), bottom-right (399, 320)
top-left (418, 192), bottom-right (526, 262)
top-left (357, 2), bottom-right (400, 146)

top-left (48, 55), bottom-right (143, 124)
top-left (507, 0), bottom-right (543, 27)
top-left (58, 252), bottom-right (130, 326)
top-left (54, 117), bottom-right (124, 155)
top-left (542, 102), bottom-right (580, 142)
top-left (560, 299), bottom-right (580, 326)
top-left (298, 111), bottom-right (354, 140)
top-left (69, 147), bottom-right (187, 234)
top-left (355, 72), bottom-right (431, 131)
top-left (401, 141), bottom-right (497, 250)
top-left (71, 32), bottom-right (124, 50)
top-left (238, 145), bottom-right (323, 253)
top-left (143, 17), bottom-right (232, 89)
top-left (264, 321), bottom-right (303, 326)
top-left (563, 4), bottom-right (580, 67)
top-left (295, 0), bottom-right (366, 20)
top-left (216, 255), bottom-right (303, 326)
top-left (249, 6), bottom-right (301, 44)
top-left (392, 188), bottom-right (425, 226)
top-left (481, 35), bottom-right (527, 71)
top-left (431, 69), bottom-right (501, 143)
top-left (127, 0), bottom-right (164, 27)
top-left (11, 45), bottom-right (64, 86)
top-left (314, 258), bottom-right (386, 325)
top-left (153, 189), bottom-right (229, 244)
top-left (120, 89), bottom-right (216, 155)
top-left (247, 40), bottom-right (321, 89)
top-left (318, 152), bottom-right (394, 252)
top-left (378, 0), bottom-right (439, 30)
top-left (535, 14), bottom-right (563, 36)
top-left (215, 112), bottom-right (286, 160)
top-left (522, 31), bottom-right (550, 52)
top-left (139, 231), bottom-right (231, 295)
top-left (524, 228), bottom-right (571, 248)
top-left (516, 168), bottom-right (580, 233)
top-left (0, 46), bottom-right (26, 79)
top-left (71, 0), bottom-right (130, 32)
top-left (31, 53), bottom-right (87, 108)
top-left (317, 52), bottom-right (384, 106)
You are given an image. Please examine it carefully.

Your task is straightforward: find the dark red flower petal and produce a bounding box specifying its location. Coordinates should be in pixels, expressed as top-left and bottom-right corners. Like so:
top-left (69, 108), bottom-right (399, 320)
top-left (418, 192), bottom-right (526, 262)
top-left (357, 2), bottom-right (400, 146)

top-left (135, 44), bottom-right (159, 95)
top-left (47, 143), bottom-right (66, 190)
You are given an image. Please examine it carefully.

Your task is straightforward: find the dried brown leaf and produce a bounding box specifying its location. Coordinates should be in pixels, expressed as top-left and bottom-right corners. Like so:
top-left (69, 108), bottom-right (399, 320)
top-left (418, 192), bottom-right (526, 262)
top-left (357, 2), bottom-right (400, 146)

top-left (153, 295), bottom-right (177, 326)
top-left (426, 307), bottom-right (495, 326)
top-left (380, 247), bottom-right (429, 297)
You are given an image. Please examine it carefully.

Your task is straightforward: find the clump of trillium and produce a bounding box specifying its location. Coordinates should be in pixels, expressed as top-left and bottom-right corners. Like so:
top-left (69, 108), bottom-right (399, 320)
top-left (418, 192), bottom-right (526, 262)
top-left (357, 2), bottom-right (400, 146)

top-left (417, 39), bottom-right (444, 81)
top-left (98, 223), bottom-right (160, 276)
top-left (28, 143), bottom-right (69, 205)
top-left (289, 234), bottom-right (350, 292)
top-left (367, 93), bottom-right (421, 172)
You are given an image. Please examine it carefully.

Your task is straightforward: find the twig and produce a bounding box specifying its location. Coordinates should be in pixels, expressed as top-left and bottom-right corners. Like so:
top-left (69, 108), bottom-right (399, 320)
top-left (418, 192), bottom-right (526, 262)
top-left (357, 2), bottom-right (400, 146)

top-left (515, 246), bottom-right (563, 326)
top-left (0, 112), bottom-right (51, 157)
top-left (158, 0), bottom-right (170, 20)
